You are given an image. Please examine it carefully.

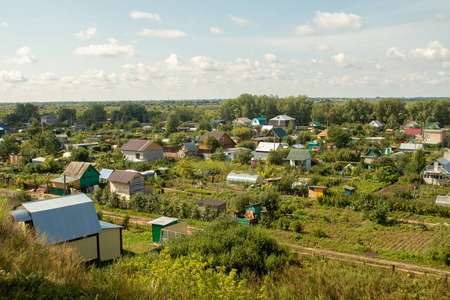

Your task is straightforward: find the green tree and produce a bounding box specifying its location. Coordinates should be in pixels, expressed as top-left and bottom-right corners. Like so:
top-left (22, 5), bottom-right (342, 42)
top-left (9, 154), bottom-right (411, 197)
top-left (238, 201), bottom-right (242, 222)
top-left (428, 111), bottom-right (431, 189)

top-left (43, 131), bottom-right (62, 156)
top-left (0, 135), bottom-right (19, 155)
top-left (204, 135), bottom-right (221, 152)
top-left (169, 132), bottom-right (185, 146)
top-left (81, 104), bottom-right (106, 124)
top-left (70, 147), bottom-right (89, 162)
top-left (165, 112), bottom-right (179, 134)
top-left (210, 147), bottom-right (226, 161)
top-left (233, 149), bottom-right (253, 165)
top-left (406, 150), bottom-right (426, 175)
top-left (58, 107), bottom-right (77, 123)
top-left (232, 127), bottom-right (252, 140)
top-left (259, 186), bottom-right (280, 220)
top-left (198, 119), bottom-right (212, 131)
top-left (236, 140), bottom-right (256, 150)
top-left (327, 126), bottom-right (350, 148)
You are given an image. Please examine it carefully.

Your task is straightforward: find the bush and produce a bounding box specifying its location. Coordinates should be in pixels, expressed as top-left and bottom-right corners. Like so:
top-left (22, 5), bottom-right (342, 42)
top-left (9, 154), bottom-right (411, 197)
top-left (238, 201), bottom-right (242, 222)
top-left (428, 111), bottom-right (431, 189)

top-left (311, 228), bottom-right (328, 238)
top-left (166, 217), bottom-right (293, 275)
top-left (289, 220), bottom-right (304, 233)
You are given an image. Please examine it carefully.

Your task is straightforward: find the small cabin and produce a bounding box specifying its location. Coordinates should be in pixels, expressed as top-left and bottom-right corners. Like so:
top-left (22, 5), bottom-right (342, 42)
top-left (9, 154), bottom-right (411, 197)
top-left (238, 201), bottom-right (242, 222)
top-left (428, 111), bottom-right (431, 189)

top-left (308, 186), bottom-right (327, 200)
top-left (197, 199), bottom-right (227, 215)
top-left (342, 185), bottom-right (356, 196)
top-left (236, 203), bottom-right (262, 226)
top-left (148, 217), bottom-right (187, 243)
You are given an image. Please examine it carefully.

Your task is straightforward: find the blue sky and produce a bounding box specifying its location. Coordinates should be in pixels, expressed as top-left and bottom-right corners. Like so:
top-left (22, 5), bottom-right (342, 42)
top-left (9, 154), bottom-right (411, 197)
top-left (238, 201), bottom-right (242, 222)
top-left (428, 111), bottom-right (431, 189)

top-left (0, 0), bottom-right (449, 102)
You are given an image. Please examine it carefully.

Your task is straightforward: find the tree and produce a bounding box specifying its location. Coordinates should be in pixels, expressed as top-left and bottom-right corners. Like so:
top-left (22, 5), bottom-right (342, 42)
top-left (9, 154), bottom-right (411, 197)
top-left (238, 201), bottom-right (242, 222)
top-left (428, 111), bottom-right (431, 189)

top-left (233, 149), bottom-right (253, 165)
top-left (70, 147), bottom-right (89, 162)
top-left (406, 150), bottom-right (426, 175)
top-left (204, 135), bottom-right (220, 152)
top-left (236, 141), bottom-right (256, 150)
top-left (43, 131), bottom-right (62, 156)
top-left (210, 147), bottom-right (226, 161)
top-left (267, 149), bottom-right (289, 165)
top-left (198, 119), bottom-right (212, 131)
top-left (259, 186), bottom-right (280, 220)
top-left (81, 104), bottom-right (106, 124)
top-left (232, 127), bottom-right (252, 140)
top-left (0, 135), bottom-right (19, 155)
top-left (169, 132), bottom-right (186, 146)
top-left (58, 107), bottom-right (77, 123)
top-left (165, 112), bottom-right (179, 134)
top-left (327, 126), bottom-right (350, 148)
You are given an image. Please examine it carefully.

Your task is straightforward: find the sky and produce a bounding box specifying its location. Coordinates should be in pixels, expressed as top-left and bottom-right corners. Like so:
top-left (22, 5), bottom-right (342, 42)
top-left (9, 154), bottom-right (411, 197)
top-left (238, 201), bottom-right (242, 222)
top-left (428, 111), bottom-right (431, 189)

top-left (0, 0), bottom-right (450, 102)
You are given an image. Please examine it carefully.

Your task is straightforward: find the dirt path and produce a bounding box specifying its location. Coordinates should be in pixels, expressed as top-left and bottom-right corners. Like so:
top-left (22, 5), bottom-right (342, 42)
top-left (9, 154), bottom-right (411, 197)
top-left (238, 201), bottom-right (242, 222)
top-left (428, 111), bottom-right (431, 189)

top-left (283, 242), bottom-right (450, 277)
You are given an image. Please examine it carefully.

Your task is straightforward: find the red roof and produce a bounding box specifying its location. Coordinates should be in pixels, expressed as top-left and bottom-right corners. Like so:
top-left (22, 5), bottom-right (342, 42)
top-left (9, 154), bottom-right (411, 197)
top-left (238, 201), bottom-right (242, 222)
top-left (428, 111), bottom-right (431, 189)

top-left (404, 128), bottom-right (422, 135)
top-left (198, 132), bottom-right (227, 142)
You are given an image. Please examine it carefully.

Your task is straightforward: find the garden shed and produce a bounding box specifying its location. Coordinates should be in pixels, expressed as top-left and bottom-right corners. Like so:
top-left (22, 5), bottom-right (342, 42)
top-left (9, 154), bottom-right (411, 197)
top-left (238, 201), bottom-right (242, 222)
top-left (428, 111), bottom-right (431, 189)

top-left (226, 172), bottom-right (263, 185)
top-left (308, 186), bottom-right (327, 200)
top-left (9, 193), bottom-right (123, 263)
top-left (107, 170), bottom-right (150, 201)
top-left (148, 217), bottom-right (187, 243)
top-left (286, 149), bottom-right (311, 170)
top-left (342, 185), bottom-right (356, 196)
top-left (236, 203), bottom-right (262, 225)
top-left (51, 162), bottom-right (99, 195)
top-left (197, 199), bottom-right (227, 214)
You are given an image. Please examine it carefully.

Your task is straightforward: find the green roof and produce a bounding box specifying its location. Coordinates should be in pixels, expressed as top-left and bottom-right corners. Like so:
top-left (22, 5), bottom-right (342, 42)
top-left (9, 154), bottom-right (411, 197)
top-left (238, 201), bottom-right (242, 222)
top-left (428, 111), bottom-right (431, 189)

top-left (286, 149), bottom-right (311, 161)
top-left (271, 127), bottom-right (287, 139)
top-left (310, 122), bottom-right (322, 127)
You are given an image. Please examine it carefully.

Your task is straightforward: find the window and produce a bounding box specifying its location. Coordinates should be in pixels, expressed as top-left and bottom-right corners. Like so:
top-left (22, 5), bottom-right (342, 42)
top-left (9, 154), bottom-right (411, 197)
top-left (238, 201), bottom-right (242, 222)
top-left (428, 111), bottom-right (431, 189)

top-left (136, 153), bottom-right (140, 159)
top-left (221, 137), bottom-right (224, 142)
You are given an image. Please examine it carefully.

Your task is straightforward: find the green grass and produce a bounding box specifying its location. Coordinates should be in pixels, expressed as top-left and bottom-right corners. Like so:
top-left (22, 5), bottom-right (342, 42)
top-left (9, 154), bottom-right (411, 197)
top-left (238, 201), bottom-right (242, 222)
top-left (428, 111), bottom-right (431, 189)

top-left (122, 228), bottom-right (155, 254)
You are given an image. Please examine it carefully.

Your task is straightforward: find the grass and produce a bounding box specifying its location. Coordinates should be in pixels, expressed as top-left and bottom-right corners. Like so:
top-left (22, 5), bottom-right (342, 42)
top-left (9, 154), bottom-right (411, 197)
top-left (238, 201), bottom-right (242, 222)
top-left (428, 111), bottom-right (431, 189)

top-left (122, 227), bottom-right (155, 254)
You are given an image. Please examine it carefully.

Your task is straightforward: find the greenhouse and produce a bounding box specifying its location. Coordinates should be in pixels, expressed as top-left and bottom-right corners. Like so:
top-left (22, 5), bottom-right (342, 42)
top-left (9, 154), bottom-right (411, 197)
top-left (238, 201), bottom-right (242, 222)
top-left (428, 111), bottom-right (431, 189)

top-left (435, 196), bottom-right (450, 207)
top-left (226, 172), bottom-right (263, 185)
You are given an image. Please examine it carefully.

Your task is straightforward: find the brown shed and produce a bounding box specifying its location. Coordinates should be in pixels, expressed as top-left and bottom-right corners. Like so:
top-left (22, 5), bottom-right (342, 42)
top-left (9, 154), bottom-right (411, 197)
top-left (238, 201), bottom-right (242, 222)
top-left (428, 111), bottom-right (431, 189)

top-left (107, 170), bottom-right (151, 200)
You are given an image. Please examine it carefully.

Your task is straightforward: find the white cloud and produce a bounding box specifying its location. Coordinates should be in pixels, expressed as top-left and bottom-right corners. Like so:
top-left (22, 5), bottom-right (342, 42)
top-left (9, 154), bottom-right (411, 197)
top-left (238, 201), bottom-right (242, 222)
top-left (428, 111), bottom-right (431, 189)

top-left (165, 54), bottom-right (184, 70)
top-left (5, 47), bottom-right (37, 64)
top-left (312, 44), bottom-right (331, 51)
top-left (331, 52), bottom-right (350, 67)
top-left (229, 15), bottom-right (250, 26)
top-left (1, 22), bottom-right (8, 27)
top-left (74, 25), bottom-right (97, 40)
top-left (120, 63), bottom-right (163, 82)
top-left (137, 29), bottom-right (186, 38)
top-left (72, 39), bottom-right (136, 57)
top-left (293, 25), bottom-right (317, 35)
top-left (210, 26), bottom-right (224, 34)
top-left (39, 72), bottom-right (58, 81)
top-left (0, 70), bottom-right (27, 82)
top-left (386, 41), bottom-right (450, 61)
top-left (435, 13), bottom-right (450, 21)
top-left (190, 56), bottom-right (223, 71)
top-left (313, 11), bottom-right (363, 30)
top-left (264, 53), bottom-right (277, 62)
top-left (443, 62), bottom-right (450, 68)
top-left (129, 11), bottom-right (162, 22)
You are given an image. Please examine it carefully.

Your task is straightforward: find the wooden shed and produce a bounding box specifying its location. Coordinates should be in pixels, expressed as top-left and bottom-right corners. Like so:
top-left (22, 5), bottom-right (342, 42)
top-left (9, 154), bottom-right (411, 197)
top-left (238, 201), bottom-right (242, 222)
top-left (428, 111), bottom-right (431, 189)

top-left (236, 203), bottom-right (262, 225)
top-left (197, 199), bottom-right (227, 215)
top-left (51, 162), bottom-right (99, 195)
top-left (9, 193), bottom-right (123, 263)
top-left (148, 217), bottom-right (187, 243)
top-left (342, 185), bottom-right (356, 196)
top-left (107, 170), bottom-right (151, 201)
top-left (308, 186), bottom-right (327, 200)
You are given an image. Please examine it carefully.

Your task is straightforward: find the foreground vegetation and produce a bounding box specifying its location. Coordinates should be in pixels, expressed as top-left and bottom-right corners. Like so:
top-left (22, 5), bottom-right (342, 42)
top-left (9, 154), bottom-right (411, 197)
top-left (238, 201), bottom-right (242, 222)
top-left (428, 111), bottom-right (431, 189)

top-left (2, 197), bottom-right (450, 299)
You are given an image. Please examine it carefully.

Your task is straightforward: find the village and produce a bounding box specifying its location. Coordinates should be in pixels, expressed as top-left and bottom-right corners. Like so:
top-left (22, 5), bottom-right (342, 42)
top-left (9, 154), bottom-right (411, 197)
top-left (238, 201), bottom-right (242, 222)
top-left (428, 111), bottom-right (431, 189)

top-left (1, 98), bottom-right (450, 298)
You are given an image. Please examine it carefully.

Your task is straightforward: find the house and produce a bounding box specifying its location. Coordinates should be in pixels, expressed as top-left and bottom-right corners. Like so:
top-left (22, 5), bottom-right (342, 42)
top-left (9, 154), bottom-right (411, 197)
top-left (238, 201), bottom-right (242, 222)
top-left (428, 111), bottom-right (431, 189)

top-left (291, 144), bottom-right (306, 149)
top-left (268, 115), bottom-right (295, 129)
top-left (51, 162), bottom-right (100, 195)
top-left (9, 193), bottom-right (123, 262)
top-left (41, 115), bottom-right (58, 125)
top-left (422, 129), bottom-right (446, 146)
top-left (362, 148), bottom-right (382, 164)
top-left (369, 120), bottom-right (383, 129)
top-left (286, 149), bottom-right (311, 170)
top-left (308, 186), bottom-right (327, 200)
top-left (251, 117), bottom-right (266, 126)
top-left (364, 137), bottom-right (385, 143)
top-left (309, 122), bottom-right (322, 129)
top-left (210, 120), bottom-right (226, 126)
top-left (404, 128), bottom-right (422, 136)
top-left (399, 143), bottom-right (424, 153)
top-left (308, 142), bottom-right (319, 150)
top-left (163, 146), bottom-right (180, 159)
top-left (317, 129), bottom-right (328, 139)
top-left (198, 132), bottom-right (236, 150)
top-left (107, 170), bottom-right (151, 201)
top-left (73, 121), bottom-right (87, 130)
top-left (264, 128), bottom-right (288, 142)
top-left (99, 168), bottom-right (114, 182)
top-left (120, 139), bottom-right (164, 161)
top-left (178, 142), bottom-right (198, 158)
top-left (404, 120), bottom-right (419, 128)
top-left (9, 154), bottom-right (23, 164)
top-left (422, 157), bottom-right (450, 186)
top-left (435, 196), bottom-right (450, 207)
top-left (148, 217), bottom-right (187, 244)
top-left (197, 199), bottom-right (227, 215)
top-left (223, 147), bottom-right (252, 161)
top-left (55, 133), bottom-right (68, 145)
top-left (233, 117), bottom-right (252, 125)
top-left (427, 122), bottom-right (443, 129)
top-left (343, 185), bottom-right (356, 196)
top-left (32, 157), bottom-right (46, 164)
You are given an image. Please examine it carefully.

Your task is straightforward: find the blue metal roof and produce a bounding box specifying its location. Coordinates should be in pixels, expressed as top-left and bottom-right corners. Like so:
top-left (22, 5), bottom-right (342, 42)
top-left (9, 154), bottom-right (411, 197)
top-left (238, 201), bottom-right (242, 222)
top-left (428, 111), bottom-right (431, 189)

top-left (20, 194), bottom-right (101, 245)
top-left (99, 169), bottom-right (114, 180)
top-left (99, 220), bottom-right (123, 229)
top-left (10, 209), bottom-right (31, 222)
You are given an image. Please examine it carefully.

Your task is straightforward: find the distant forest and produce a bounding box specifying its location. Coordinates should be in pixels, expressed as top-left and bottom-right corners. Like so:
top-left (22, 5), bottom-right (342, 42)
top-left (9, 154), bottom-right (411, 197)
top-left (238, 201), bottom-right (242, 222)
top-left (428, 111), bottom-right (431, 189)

top-left (1, 95), bottom-right (449, 128)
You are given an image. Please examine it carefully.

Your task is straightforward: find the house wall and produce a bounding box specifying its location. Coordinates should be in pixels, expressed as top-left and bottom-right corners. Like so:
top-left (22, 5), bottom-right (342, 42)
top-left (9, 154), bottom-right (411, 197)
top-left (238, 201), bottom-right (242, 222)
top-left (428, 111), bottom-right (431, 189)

top-left (53, 180), bottom-right (80, 190)
top-left (64, 235), bottom-right (98, 262)
top-left (80, 166), bottom-right (100, 189)
top-left (268, 120), bottom-right (289, 128)
top-left (99, 228), bottom-right (122, 261)
top-left (110, 182), bottom-right (131, 200)
top-left (165, 221), bottom-right (188, 234)
top-left (122, 149), bottom-right (164, 161)
top-left (145, 183), bottom-right (153, 195)
top-left (423, 131), bottom-right (445, 144)
top-left (308, 187), bottom-right (324, 200)
top-left (289, 158), bottom-right (311, 170)
top-left (129, 176), bottom-right (145, 196)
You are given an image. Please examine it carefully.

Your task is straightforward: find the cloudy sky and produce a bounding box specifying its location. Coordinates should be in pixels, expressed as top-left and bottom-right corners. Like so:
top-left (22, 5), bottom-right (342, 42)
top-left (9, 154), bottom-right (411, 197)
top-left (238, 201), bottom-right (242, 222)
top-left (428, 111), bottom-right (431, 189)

top-left (0, 0), bottom-right (449, 102)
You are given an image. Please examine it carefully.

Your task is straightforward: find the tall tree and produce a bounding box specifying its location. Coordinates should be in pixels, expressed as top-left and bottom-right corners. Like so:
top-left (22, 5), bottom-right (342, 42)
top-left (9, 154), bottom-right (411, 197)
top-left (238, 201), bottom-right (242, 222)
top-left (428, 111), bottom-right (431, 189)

top-left (165, 112), bottom-right (179, 134)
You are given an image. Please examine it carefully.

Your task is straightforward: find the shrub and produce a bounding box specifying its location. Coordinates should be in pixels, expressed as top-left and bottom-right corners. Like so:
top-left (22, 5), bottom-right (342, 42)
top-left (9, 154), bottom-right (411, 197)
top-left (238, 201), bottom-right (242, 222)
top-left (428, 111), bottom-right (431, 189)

top-left (289, 220), bottom-right (304, 233)
top-left (311, 228), bottom-right (328, 238)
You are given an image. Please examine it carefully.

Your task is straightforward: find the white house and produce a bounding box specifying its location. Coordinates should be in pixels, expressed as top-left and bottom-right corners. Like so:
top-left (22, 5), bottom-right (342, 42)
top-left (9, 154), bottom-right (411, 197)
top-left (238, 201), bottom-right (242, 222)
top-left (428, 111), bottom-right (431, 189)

top-left (107, 170), bottom-right (151, 200)
top-left (286, 149), bottom-right (311, 170)
top-left (369, 120), bottom-right (383, 129)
